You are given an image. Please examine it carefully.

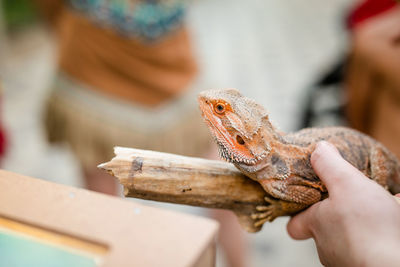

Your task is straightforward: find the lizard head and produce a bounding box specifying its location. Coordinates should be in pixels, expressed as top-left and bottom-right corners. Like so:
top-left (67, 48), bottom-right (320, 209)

top-left (198, 88), bottom-right (273, 165)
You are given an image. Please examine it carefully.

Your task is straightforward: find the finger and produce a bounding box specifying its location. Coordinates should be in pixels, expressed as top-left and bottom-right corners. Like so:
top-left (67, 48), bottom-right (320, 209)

top-left (286, 203), bottom-right (319, 240)
top-left (311, 141), bottom-right (365, 196)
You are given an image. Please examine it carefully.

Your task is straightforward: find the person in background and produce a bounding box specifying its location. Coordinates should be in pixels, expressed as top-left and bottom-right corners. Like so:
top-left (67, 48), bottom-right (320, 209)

top-left (33, 1), bottom-right (248, 266)
top-left (346, 0), bottom-right (400, 158)
top-left (300, 0), bottom-right (400, 135)
top-left (35, 0), bottom-right (206, 194)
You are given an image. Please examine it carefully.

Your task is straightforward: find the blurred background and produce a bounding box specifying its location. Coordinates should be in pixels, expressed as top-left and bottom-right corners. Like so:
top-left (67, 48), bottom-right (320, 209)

top-left (1, 0), bottom-right (399, 266)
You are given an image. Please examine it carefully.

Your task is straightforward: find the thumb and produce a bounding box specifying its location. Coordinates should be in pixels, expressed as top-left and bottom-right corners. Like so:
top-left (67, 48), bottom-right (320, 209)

top-left (311, 141), bottom-right (365, 197)
top-left (287, 202), bottom-right (320, 240)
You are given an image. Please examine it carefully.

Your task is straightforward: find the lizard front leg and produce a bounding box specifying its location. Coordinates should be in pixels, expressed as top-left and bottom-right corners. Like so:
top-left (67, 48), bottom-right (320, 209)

top-left (251, 178), bottom-right (322, 227)
top-left (252, 196), bottom-right (308, 227)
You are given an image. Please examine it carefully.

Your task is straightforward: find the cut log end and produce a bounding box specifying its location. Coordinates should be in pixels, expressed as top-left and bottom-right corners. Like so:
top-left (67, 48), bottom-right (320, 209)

top-left (97, 163), bottom-right (114, 176)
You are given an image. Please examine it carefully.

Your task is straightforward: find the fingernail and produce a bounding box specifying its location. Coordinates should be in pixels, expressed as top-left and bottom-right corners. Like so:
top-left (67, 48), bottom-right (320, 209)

top-left (312, 141), bottom-right (339, 165)
top-left (316, 141), bottom-right (337, 153)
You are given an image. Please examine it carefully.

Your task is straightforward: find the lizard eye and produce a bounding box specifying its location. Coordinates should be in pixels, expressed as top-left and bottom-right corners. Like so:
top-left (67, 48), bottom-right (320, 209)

top-left (214, 103), bottom-right (225, 114)
top-left (236, 135), bottom-right (245, 145)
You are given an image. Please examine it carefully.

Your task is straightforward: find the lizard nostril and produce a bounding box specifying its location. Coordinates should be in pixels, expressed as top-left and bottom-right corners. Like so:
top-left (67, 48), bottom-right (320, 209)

top-left (236, 135), bottom-right (245, 145)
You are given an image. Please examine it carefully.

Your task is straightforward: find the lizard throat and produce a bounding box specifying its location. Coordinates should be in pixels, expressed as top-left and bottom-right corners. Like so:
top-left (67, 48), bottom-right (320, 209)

top-left (216, 138), bottom-right (258, 165)
top-left (214, 134), bottom-right (270, 165)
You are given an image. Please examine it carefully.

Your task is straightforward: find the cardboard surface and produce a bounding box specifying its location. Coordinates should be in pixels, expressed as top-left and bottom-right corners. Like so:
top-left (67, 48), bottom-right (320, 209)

top-left (0, 170), bottom-right (218, 267)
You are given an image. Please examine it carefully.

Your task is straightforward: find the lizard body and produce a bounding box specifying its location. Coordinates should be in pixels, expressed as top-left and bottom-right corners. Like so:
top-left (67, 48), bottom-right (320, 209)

top-left (198, 88), bottom-right (400, 227)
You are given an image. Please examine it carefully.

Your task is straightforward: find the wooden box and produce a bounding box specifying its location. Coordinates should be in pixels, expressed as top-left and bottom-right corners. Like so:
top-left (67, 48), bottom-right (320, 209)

top-left (0, 170), bottom-right (218, 267)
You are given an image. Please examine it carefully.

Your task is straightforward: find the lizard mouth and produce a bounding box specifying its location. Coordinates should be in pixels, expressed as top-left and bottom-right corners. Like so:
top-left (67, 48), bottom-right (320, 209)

top-left (198, 100), bottom-right (258, 165)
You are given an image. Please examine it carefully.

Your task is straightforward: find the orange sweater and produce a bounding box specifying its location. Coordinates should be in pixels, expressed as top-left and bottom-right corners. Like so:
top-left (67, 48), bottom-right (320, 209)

top-left (35, 2), bottom-right (197, 106)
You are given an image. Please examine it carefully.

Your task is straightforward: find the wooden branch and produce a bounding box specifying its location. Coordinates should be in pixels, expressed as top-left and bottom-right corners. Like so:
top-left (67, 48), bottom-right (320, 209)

top-left (98, 147), bottom-right (400, 233)
top-left (98, 147), bottom-right (267, 232)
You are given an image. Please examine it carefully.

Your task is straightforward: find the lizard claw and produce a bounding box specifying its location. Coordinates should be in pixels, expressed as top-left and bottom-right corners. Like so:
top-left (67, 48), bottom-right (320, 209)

top-left (254, 218), bottom-right (269, 228)
top-left (251, 196), bottom-right (283, 227)
top-left (251, 209), bottom-right (273, 219)
top-left (256, 205), bottom-right (270, 211)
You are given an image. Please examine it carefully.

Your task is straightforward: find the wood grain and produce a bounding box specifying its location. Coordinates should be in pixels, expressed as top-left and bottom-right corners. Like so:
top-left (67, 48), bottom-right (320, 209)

top-left (98, 147), bottom-right (267, 232)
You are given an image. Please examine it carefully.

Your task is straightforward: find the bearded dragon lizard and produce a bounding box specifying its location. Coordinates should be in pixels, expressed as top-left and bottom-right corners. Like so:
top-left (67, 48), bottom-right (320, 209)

top-left (198, 88), bottom-right (400, 228)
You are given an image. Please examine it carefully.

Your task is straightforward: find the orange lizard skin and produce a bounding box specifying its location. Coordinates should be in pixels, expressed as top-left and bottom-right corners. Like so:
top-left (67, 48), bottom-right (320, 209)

top-left (198, 88), bottom-right (400, 227)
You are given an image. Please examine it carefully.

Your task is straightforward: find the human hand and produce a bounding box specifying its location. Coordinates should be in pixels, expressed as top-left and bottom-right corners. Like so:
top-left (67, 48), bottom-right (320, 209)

top-left (287, 141), bottom-right (400, 267)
